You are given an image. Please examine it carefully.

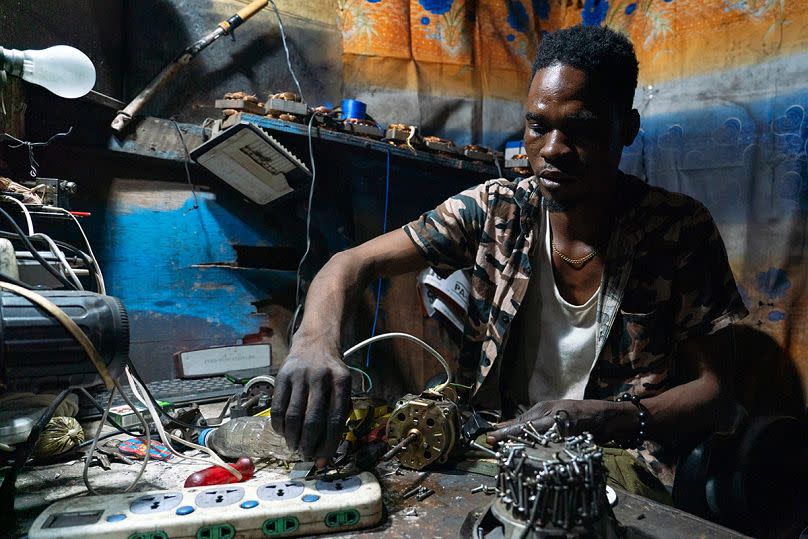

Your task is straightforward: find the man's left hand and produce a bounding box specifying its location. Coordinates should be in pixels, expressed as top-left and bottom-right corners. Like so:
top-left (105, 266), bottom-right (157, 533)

top-left (486, 399), bottom-right (616, 445)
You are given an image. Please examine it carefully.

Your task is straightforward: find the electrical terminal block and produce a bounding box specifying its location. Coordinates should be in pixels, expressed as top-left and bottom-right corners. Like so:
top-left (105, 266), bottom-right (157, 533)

top-left (424, 136), bottom-right (458, 155)
top-left (463, 144), bottom-right (494, 162)
top-left (265, 91), bottom-right (309, 117)
top-left (341, 118), bottom-right (385, 138)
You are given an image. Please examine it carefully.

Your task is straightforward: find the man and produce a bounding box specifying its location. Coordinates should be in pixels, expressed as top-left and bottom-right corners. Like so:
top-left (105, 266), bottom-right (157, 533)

top-left (270, 25), bottom-right (748, 497)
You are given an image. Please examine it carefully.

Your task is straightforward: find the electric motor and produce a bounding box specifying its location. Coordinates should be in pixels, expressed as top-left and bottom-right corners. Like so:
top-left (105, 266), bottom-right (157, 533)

top-left (384, 386), bottom-right (460, 470)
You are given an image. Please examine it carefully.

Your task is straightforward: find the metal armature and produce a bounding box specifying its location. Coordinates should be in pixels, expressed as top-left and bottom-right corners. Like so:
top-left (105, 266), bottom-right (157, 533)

top-left (489, 413), bottom-right (615, 536)
top-left (384, 386), bottom-right (460, 470)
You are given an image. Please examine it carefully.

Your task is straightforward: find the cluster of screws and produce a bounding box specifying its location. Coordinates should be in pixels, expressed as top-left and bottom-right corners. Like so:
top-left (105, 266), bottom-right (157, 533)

top-left (494, 421), bottom-right (608, 531)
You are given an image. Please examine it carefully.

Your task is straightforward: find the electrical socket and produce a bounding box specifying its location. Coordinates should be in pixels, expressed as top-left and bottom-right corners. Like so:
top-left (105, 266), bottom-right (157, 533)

top-left (129, 493), bottom-right (183, 514)
top-left (315, 476), bottom-right (362, 494)
top-left (257, 481), bottom-right (305, 501)
top-left (194, 487), bottom-right (245, 508)
top-left (29, 471), bottom-right (383, 539)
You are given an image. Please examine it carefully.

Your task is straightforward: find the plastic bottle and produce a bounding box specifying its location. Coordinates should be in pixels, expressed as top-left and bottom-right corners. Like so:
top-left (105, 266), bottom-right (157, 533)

top-left (200, 416), bottom-right (299, 461)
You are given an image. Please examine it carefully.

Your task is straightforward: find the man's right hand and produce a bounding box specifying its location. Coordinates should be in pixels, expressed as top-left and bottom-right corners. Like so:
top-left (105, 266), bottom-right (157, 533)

top-left (270, 346), bottom-right (353, 462)
top-left (268, 229), bottom-right (427, 463)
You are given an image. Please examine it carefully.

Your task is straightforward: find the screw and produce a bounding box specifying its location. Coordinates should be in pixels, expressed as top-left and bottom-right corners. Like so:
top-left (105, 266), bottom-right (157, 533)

top-left (401, 485), bottom-right (422, 499)
top-left (382, 432), bottom-right (418, 461)
top-left (415, 488), bottom-right (434, 501)
top-left (469, 440), bottom-right (497, 457)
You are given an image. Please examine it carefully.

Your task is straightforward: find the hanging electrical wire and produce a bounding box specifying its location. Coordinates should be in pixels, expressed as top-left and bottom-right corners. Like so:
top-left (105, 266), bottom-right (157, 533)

top-left (347, 365), bottom-right (373, 394)
top-left (0, 196), bottom-right (86, 289)
top-left (0, 206), bottom-right (78, 290)
top-left (43, 206), bottom-right (106, 294)
top-left (267, 0), bottom-right (305, 103)
top-left (171, 119), bottom-right (200, 211)
top-left (1, 195), bottom-right (33, 235)
top-left (365, 148), bottom-right (391, 368)
top-left (290, 112), bottom-right (318, 337)
top-left (31, 232), bottom-right (84, 290)
top-left (0, 230), bottom-right (97, 291)
top-left (0, 127), bottom-right (73, 178)
top-left (344, 332), bottom-right (453, 393)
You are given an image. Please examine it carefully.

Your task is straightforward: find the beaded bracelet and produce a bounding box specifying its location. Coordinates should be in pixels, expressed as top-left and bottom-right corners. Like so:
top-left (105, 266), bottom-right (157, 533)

top-left (617, 392), bottom-right (648, 449)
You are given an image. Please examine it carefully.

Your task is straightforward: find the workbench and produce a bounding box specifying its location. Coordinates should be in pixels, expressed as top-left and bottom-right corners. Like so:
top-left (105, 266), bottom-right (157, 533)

top-left (13, 458), bottom-right (748, 538)
top-left (12, 404), bottom-right (747, 539)
top-left (369, 461), bottom-right (748, 539)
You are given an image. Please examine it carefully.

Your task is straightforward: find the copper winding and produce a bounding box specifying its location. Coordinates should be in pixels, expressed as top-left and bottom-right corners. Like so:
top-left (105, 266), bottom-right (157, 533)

top-left (424, 135), bottom-right (455, 147)
top-left (222, 91), bottom-right (259, 102)
top-left (265, 111), bottom-right (302, 123)
top-left (387, 124), bottom-right (419, 152)
top-left (464, 144), bottom-right (491, 153)
top-left (345, 117), bottom-right (378, 127)
top-left (270, 91), bottom-right (301, 102)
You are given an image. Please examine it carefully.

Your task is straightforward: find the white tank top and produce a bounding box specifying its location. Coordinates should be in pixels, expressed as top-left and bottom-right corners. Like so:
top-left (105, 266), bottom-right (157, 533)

top-left (513, 211), bottom-right (601, 404)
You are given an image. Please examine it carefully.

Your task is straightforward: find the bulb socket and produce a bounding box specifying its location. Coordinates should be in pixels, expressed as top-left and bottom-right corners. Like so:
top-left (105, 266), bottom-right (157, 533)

top-left (0, 47), bottom-right (24, 77)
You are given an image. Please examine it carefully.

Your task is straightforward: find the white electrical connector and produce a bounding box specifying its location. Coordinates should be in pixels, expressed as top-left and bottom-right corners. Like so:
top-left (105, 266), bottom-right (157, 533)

top-left (346, 365), bottom-right (373, 393)
top-left (1, 195), bottom-right (34, 235)
top-left (31, 232), bottom-right (83, 290)
top-left (1, 197), bottom-right (87, 290)
top-left (342, 332), bottom-right (454, 392)
top-left (44, 205), bottom-right (106, 294)
top-left (124, 365), bottom-right (243, 481)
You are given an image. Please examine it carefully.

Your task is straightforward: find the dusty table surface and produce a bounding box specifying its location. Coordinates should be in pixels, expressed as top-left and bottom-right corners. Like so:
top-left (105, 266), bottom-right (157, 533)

top-left (12, 403), bottom-right (746, 538)
top-left (14, 457), bottom-right (747, 538)
top-left (343, 461), bottom-right (749, 539)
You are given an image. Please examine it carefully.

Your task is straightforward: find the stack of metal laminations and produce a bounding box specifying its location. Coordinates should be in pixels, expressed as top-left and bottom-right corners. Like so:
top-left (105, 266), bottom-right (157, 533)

top-left (473, 415), bottom-right (620, 538)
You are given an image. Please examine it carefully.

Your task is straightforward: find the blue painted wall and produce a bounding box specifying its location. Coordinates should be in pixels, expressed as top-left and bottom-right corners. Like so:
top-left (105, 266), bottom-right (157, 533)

top-left (97, 180), bottom-right (295, 381)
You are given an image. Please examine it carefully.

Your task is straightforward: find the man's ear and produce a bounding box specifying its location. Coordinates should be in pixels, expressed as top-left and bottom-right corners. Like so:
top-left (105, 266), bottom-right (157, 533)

top-left (623, 109), bottom-right (641, 147)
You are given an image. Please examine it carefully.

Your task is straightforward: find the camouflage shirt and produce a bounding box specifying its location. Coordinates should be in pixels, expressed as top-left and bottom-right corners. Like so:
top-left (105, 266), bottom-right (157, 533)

top-left (403, 172), bottom-right (748, 485)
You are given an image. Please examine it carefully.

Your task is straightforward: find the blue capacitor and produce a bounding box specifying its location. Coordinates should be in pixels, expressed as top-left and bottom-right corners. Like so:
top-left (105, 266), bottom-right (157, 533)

top-left (342, 99), bottom-right (367, 120)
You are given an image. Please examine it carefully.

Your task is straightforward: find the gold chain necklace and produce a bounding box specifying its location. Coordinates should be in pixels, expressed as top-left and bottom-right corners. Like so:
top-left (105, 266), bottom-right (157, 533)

top-left (551, 241), bottom-right (598, 267)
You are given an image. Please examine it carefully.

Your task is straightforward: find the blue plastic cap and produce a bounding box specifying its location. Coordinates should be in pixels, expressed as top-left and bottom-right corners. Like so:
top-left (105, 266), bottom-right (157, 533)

top-left (197, 428), bottom-right (214, 447)
top-left (342, 99), bottom-right (367, 120)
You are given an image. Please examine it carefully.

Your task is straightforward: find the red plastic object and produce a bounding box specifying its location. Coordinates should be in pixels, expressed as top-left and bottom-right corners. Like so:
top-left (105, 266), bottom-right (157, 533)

top-left (183, 456), bottom-right (255, 487)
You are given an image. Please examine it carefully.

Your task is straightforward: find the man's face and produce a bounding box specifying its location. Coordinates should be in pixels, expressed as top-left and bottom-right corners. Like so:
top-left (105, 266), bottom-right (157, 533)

top-left (524, 63), bottom-right (630, 211)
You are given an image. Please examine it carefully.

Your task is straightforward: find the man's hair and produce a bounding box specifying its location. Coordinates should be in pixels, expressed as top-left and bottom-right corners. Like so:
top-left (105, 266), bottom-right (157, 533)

top-left (532, 24), bottom-right (639, 111)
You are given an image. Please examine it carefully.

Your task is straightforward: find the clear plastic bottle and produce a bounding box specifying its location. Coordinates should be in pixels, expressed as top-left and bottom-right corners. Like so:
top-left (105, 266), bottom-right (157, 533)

top-left (200, 416), bottom-right (299, 461)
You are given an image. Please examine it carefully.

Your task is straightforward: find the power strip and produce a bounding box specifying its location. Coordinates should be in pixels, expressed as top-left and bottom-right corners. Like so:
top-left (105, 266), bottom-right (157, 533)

top-left (29, 471), bottom-right (382, 539)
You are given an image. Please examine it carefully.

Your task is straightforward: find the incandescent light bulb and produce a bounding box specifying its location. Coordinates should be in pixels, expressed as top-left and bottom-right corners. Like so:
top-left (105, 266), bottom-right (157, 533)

top-left (0, 45), bottom-right (96, 99)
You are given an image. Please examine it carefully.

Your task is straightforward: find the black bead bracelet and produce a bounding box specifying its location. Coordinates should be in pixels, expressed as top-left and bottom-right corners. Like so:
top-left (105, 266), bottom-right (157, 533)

top-left (617, 392), bottom-right (648, 449)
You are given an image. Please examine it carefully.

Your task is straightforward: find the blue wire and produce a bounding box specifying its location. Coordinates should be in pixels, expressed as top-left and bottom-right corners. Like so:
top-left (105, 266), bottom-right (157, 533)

top-left (366, 148), bottom-right (391, 368)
